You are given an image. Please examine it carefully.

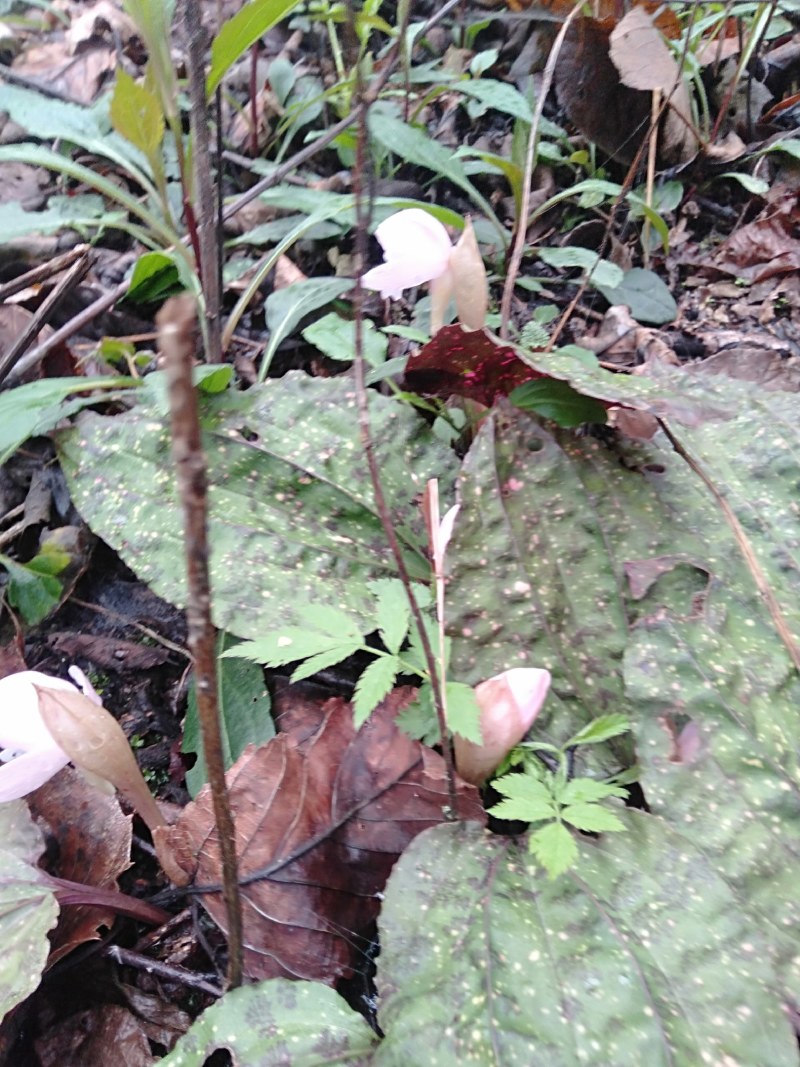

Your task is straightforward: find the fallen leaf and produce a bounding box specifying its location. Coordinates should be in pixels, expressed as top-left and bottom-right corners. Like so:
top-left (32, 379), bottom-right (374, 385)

top-left (28, 766), bottom-right (132, 966)
top-left (161, 686), bottom-right (485, 983)
top-left (35, 1003), bottom-right (154, 1067)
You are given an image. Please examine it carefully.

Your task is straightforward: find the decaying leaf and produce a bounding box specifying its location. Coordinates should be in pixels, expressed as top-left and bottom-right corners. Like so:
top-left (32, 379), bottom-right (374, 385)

top-left (160, 687), bottom-right (485, 983)
top-left (28, 766), bottom-right (132, 966)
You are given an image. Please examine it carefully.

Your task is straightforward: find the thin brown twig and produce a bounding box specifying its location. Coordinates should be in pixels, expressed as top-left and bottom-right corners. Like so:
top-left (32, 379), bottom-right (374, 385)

top-left (183, 0), bottom-right (222, 363)
top-left (0, 245), bottom-right (90, 304)
top-left (0, 249), bottom-right (93, 386)
top-left (346, 0), bottom-right (459, 817)
top-left (157, 294), bottom-right (243, 989)
top-left (499, 4), bottom-right (582, 340)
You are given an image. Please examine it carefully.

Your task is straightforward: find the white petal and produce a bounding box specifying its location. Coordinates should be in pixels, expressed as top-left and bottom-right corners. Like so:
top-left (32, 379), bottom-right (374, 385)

top-left (362, 209), bottom-right (453, 298)
top-left (0, 747), bottom-right (70, 801)
top-left (504, 668), bottom-right (552, 725)
top-left (0, 672), bottom-right (75, 752)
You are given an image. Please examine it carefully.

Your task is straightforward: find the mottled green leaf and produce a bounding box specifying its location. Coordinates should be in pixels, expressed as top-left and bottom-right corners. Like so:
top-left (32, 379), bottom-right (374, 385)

top-left (57, 373), bottom-right (455, 637)
top-left (0, 803), bottom-right (59, 1020)
top-left (376, 819), bottom-right (798, 1065)
top-left (160, 978), bottom-right (378, 1065)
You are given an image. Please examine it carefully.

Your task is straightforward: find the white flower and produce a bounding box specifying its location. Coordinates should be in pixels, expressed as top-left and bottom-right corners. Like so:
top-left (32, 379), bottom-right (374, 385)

top-left (455, 667), bottom-right (552, 786)
top-left (361, 208), bottom-right (488, 334)
top-left (0, 671), bottom-right (77, 801)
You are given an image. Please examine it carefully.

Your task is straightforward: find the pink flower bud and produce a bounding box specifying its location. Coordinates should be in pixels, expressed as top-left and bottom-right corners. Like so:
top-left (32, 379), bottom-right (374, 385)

top-left (454, 668), bottom-right (551, 785)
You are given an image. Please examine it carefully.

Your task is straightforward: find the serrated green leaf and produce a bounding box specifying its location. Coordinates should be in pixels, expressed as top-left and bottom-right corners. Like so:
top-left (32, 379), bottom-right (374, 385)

top-left (370, 578), bottom-right (412, 654)
top-left (566, 713), bottom-right (630, 747)
top-left (353, 655), bottom-right (400, 728)
top-left (528, 820), bottom-right (578, 878)
top-left (222, 629), bottom-right (342, 667)
top-left (378, 819), bottom-right (798, 1064)
top-left (394, 684), bottom-right (442, 745)
top-left (489, 771), bottom-right (556, 823)
top-left (559, 777), bottom-right (626, 805)
top-left (207, 0), bottom-right (301, 96)
top-left (184, 631), bottom-right (273, 796)
top-left (290, 642), bottom-right (362, 682)
top-left (444, 681), bottom-right (482, 743)
top-left (561, 802), bottom-right (625, 833)
top-left (160, 978), bottom-right (378, 1065)
top-left (110, 67), bottom-right (164, 158)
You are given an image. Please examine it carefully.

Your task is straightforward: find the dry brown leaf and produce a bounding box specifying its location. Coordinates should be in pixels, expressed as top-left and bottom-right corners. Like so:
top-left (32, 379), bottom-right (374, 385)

top-left (162, 686), bottom-right (485, 983)
top-left (28, 766), bottom-right (132, 966)
top-left (36, 1004), bottom-right (154, 1067)
top-left (12, 43), bottom-right (115, 105)
top-left (609, 6), bottom-right (698, 163)
top-left (713, 191), bottom-right (800, 282)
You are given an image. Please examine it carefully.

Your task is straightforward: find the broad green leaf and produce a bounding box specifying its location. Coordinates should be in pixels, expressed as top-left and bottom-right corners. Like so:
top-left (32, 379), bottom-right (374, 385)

top-left (57, 373), bottom-right (455, 637)
top-left (0, 377), bottom-right (136, 468)
top-left (0, 196), bottom-right (125, 242)
top-left (721, 171), bottom-right (770, 195)
top-left (376, 819), bottom-right (798, 1065)
top-left (510, 379), bottom-right (607, 427)
top-left (0, 84), bottom-right (153, 184)
top-left (302, 312), bottom-right (388, 367)
top-left (0, 803), bottom-right (59, 1020)
top-left (597, 267), bottom-right (677, 324)
top-left (126, 250), bottom-right (182, 303)
top-left (160, 978), bottom-right (378, 1065)
top-left (353, 655), bottom-right (400, 728)
top-left (262, 277), bottom-right (354, 378)
top-left (454, 78), bottom-right (533, 121)
top-left (0, 553), bottom-right (62, 624)
top-left (560, 802), bottom-right (625, 833)
top-left (110, 67), bottom-right (164, 158)
top-left (367, 110), bottom-right (504, 242)
top-left (183, 631), bottom-right (273, 797)
top-left (528, 819), bottom-right (578, 877)
top-left (537, 246), bottom-right (624, 290)
top-left (208, 0), bottom-right (301, 96)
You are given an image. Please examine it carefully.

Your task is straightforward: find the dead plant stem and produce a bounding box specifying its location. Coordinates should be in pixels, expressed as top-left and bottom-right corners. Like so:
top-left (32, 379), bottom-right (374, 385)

top-left (346, 0), bottom-right (459, 817)
top-left (158, 294), bottom-right (243, 988)
top-left (182, 0), bottom-right (222, 363)
top-left (500, 5), bottom-right (581, 339)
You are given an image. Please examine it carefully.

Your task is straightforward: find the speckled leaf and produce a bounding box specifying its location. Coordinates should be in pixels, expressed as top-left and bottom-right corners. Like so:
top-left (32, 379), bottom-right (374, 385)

top-left (375, 819), bottom-right (798, 1066)
top-left (57, 373), bottom-right (455, 636)
top-left (627, 599), bottom-right (800, 994)
top-left (159, 979), bottom-right (378, 1066)
top-left (0, 801), bottom-right (59, 1020)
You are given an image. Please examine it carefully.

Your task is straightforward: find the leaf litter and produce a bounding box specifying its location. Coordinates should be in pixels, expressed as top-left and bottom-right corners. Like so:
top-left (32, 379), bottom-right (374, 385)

top-left (1, 0), bottom-right (800, 1061)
